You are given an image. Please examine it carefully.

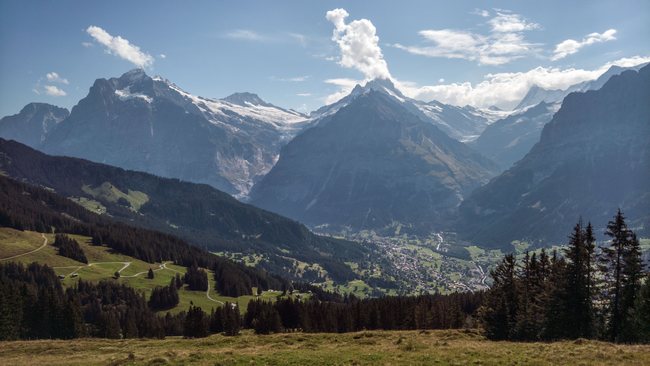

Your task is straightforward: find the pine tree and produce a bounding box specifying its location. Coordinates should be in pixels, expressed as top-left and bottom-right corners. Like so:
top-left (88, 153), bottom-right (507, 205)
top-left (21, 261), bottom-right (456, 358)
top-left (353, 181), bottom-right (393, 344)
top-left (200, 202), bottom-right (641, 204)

top-left (183, 305), bottom-right (209, 338)
top-left (619, 232), bottom-right (645, 342)
top-left (562, 220), bottom-right (595, 338)
top-left (147, 268), bottom-right (155, 279)
top-left (630, 274), bottom-right (650, 342)
top-left (479, 254), bottom-right (518, 340)
top-left (542, 250), bottom-right (568, 340)
top-left (599, 209), bottom-right (632, 341)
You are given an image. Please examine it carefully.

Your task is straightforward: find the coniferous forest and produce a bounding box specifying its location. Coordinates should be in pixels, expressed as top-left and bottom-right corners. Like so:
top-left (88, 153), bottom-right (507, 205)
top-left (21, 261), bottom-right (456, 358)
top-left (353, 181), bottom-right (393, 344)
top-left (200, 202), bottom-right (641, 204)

top-left (480, 211), bottom-right (650, 343)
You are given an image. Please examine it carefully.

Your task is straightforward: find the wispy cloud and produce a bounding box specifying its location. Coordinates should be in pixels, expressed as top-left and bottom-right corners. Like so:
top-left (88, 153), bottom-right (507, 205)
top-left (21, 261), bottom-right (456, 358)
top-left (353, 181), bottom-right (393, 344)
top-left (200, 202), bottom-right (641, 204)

top-left (81, 41), bottom-right (93, 48)
top-left (86, 25), bottom-right (154, 68)
top-left (46, 72), bottom-right (68, 84)
top-left (296, 93), bottom-right (312, 97)
top-left (223, 29), bottom-right (268, 42)
top-left (472, 9), bottom-right (490, 18)
top-left (551, 29), bottom-right (617, 61)
top-left (43, 85), bottom-right (67, 97)
top-left (393, 10), bottom-right (541, 65)
top-left (288, 32), bottom-right (308, 47)
top-left (159, 53), bottom-right (167, 59)
top-left (271, 75), bottom-right (310, 82)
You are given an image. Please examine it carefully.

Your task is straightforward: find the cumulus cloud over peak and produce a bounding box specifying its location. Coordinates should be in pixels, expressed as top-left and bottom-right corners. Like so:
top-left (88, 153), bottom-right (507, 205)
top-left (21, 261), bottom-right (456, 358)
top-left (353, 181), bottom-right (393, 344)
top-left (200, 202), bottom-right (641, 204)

top-left (551, 29), bottom-right (617, 61)
top-left (86, 26), bottom-right (154, 68)
top-left (326, 8), bottom-right (391, 80)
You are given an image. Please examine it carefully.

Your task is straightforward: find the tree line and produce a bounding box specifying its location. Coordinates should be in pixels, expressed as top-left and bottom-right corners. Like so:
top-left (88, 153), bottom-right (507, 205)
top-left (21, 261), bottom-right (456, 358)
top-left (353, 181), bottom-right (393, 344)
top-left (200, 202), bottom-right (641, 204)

top-left (53, 234), bottom-right (88, 264)
top-left (480, 210), bottom-right (650, 343)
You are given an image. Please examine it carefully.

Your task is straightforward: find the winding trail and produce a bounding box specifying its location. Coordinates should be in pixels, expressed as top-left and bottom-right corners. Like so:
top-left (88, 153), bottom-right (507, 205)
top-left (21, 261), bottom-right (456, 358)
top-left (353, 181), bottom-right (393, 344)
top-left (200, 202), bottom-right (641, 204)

top-left (120, 263), bottom-right (165, 278)
top-left (206, 277), bottom-right (225, 305)
top-left (0, 234), bottom-right (49, 261)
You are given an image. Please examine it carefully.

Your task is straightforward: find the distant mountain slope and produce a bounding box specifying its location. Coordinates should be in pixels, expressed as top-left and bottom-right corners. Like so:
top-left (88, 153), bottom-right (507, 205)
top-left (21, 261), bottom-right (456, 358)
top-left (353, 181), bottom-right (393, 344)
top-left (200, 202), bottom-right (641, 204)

top-left (251, 88), bottom-right (498, 235)
top-left (475, 62), bottom-right (649, 172)
top-left (16, 69), bottom-right (307, 198)
top-left (0, 103), bottom-right (68, 148)
top-left (471, 102), bottom-right (560, 170)
top-left (515, 63), bottom-right (648, 110)
top-left (459, 65), bottom-right (650, 249)
top-left (0, 139), bottom-right (365, 282)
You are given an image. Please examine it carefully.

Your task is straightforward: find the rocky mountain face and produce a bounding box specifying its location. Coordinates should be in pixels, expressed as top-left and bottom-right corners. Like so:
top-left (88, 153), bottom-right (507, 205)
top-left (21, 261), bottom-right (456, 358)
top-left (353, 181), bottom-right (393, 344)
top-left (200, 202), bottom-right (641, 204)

top-left (474, 63), bottom-right (649, 172)
top-left (471, 102), bottom-right (560, 170)
top-left (311, 78), bottom-right (505, 143)
top-left (6, 69), bottom-right (308, 198)
top-left (0, 103), bottom-right (69, 148)
top-left (459, 65), bottom-right (650, 249)
top-left (251, 83), bottom-right (499, 235)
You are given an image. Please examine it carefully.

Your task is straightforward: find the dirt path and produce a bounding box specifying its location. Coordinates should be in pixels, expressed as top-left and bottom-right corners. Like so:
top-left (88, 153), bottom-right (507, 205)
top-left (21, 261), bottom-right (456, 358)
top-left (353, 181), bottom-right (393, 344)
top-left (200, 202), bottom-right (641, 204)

top-left (120, 263), bottom-right (165, 278)
top-left (206, 277), bottom-right (225, 305)
top-left (0, 233), bottom-right (49, 261)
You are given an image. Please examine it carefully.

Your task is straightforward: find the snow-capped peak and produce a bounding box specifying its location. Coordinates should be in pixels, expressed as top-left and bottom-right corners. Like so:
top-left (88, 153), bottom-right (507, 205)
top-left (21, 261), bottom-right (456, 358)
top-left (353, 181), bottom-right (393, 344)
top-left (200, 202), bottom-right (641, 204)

top-left (222, 92), bottom-right (273, 108)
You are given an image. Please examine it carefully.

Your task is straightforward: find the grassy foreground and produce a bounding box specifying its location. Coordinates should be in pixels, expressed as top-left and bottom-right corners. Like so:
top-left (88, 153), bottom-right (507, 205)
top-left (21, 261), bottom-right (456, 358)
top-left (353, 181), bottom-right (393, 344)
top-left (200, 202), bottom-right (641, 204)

top-left (1, 330), bottom-right (649, 365)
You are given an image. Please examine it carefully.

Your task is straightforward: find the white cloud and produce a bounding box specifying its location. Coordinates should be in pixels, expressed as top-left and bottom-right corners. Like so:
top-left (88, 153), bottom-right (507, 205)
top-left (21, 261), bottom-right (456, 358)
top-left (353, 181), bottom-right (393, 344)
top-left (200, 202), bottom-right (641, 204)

top-left (43, 85), bottom-right (67, 97)
top-left (488, 12), bottom-right (540, 33)
top-left (288, 32), bottom-right (308, 47)
top-left (393, 10), bottom-right (540, 65)
top-left (159, 53), bottom-right (167, 59)
top-left (326, 8), bottom-right (391, 79)
top-left (551, 29), bottom-right (617, 61)
top-left (472, 9), bottom-right (490, 18)
top-left (296, 93), bottom-right (312, 97)
top-left (323, 77), bottom-right (362, 104)
top-left (224, 29), bottom-right (267, 41)
top-left (81, 41), bottom-right (93, 48)
top-left (46, 72), bottom-right (68, 84)
top-left (397, 55), bottom-right (650, 109)
top-left (272, 75), bottom-right (310, 82)
top-left (86, 25), bottom-right (154, 68)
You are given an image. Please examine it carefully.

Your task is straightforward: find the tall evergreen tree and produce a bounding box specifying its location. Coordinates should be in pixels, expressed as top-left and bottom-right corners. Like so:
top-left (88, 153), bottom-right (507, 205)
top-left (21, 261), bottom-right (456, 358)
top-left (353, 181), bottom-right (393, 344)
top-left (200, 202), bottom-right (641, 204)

top-left (599, 209), bottom-right (632, 341)
top-left (562, 220), bottom-right (596, 338)
top-left (479, 254), bottom-right (518, 340)
top-left (619, 232), bottom-right (645, 342)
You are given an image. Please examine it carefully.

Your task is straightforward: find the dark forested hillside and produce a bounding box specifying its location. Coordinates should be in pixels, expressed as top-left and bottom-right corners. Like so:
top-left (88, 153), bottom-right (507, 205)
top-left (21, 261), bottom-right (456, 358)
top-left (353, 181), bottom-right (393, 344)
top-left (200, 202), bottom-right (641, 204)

top-left (0, 175), bottom-right (286, 296)
top-left (0, 138), bottom-right (366, 283)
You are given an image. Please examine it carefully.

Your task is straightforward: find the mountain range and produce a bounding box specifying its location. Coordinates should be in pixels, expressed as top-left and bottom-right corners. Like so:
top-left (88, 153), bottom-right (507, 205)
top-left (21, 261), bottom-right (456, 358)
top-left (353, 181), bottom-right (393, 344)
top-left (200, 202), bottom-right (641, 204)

top-left (1, 69), bottom-right (309, 198)
top-left (1, 63), bottom-right (648, 253)
top-left (460, 64), bottom-right (650, 248)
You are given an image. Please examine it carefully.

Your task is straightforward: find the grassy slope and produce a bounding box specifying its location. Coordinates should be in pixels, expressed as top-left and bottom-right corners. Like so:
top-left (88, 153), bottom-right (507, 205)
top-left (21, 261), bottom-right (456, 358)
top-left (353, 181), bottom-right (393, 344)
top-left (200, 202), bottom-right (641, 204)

top-left (0, 228), bottom-right (296, 314)
top-left (0, 330), bottom-right (648, 366)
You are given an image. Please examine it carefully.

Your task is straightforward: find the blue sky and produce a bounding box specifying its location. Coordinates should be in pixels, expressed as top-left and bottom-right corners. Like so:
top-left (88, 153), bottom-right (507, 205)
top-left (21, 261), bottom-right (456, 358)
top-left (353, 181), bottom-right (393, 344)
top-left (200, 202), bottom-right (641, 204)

top-left (1, 0), bottom-right (648, 116)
